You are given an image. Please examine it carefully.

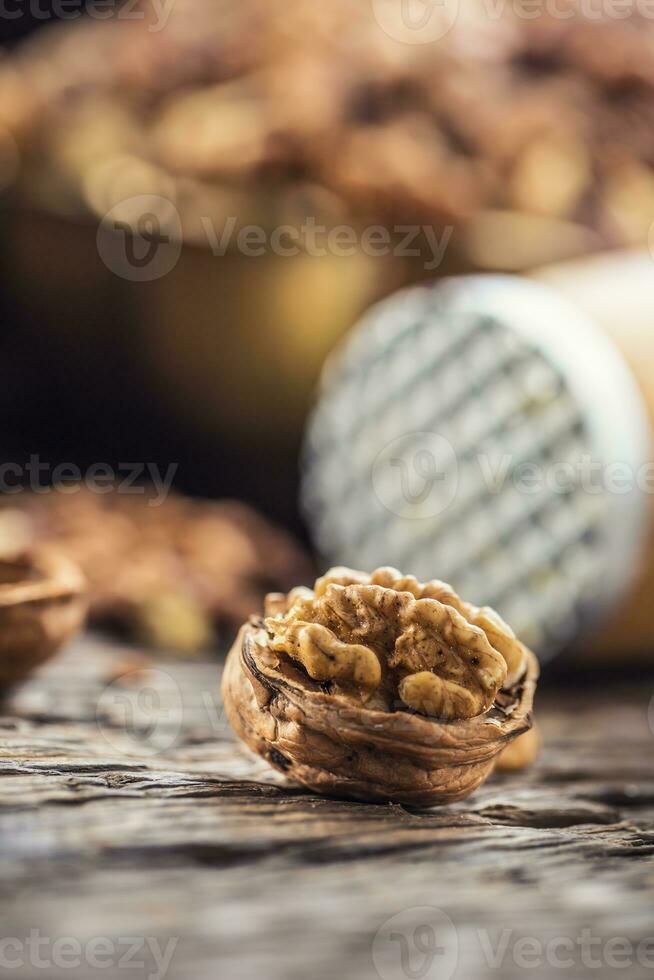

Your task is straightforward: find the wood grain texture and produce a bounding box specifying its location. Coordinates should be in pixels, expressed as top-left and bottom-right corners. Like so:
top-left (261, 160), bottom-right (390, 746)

top-left (0, 635), bottom-right (653, 980)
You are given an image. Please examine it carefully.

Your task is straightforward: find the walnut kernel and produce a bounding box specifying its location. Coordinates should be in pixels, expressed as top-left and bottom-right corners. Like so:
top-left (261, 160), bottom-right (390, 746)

top-left (266, 566), bottom-right (528, 721)
top-left (223, 566), bottom-right (539, 805)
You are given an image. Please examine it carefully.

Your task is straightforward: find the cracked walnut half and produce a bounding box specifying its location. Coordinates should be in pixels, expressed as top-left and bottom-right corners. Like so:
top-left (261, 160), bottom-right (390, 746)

top-left (223, 567), bottom-right (538, 805)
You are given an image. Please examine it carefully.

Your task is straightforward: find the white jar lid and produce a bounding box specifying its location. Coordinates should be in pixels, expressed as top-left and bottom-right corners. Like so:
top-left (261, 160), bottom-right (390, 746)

top-left (302, 275), bottom-right (652, 660)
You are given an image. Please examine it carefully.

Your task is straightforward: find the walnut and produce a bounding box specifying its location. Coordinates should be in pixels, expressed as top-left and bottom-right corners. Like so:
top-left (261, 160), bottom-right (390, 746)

top-left (266, 578), bottom-right (509, 720)
top-left (314, 566), bottom-right (527, 687)
top-left (0, 549), bottom-right (87, 688)
top-left (270, 621), bottom-right (382, 702)
top-left (222, 567), bottom-right (539, 805)
top-left (134, 593), bottom-right (215, 655)
top-left (6, 0), bottom-right (654, 261)
top-left (0, 490), bottom-right (311, 653)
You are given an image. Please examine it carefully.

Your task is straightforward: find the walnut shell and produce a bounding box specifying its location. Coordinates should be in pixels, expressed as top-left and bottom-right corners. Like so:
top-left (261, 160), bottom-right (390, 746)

top-left (0, 550), bottom-right (87, 688)
top-left (222, 621), bottom-right (539, 806)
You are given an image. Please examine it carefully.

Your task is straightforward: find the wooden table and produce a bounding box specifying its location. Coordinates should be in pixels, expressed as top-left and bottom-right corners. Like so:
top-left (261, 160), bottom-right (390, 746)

top-left (1, 635), bottom-right (653, 980)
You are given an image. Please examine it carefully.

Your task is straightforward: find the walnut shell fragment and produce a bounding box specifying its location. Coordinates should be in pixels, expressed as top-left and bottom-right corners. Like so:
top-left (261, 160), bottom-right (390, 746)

top-left (0, 550), bottom-right (87, 688)
top-left (223, 567), bottom-right (539, 805)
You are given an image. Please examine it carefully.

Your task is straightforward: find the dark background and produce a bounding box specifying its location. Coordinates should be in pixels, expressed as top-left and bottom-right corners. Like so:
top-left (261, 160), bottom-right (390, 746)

top-left (0, 1), bottom-right (304, 533)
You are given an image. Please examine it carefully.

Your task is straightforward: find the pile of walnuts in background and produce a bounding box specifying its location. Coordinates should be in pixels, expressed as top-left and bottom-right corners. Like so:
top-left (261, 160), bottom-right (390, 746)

top-left (1, 0), bottom-right (654, 269)
top-left (0, 489), bottom-right (311, 653)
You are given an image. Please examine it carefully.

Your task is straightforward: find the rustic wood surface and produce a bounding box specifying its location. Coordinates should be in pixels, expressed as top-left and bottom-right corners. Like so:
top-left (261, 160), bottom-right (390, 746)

top-left (0, 634), bottom-right (653, 980)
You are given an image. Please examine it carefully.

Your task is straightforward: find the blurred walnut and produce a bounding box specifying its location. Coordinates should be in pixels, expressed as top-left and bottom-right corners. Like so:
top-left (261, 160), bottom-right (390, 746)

top-left (4, 0), bottom-right (654, 261)
top-left (495, 724), bottom-right (541, 772)
top-left (0, 489), bottom-right (311, 653)
top-left (223, 566), bottom-right (538, 804)
top-left (0, 550), bottom-right (87, 688)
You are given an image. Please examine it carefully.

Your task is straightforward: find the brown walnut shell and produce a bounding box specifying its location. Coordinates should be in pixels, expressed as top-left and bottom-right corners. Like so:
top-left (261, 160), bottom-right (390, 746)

top-left (0, 550), bottom-right (87, 688)
top-left (222, 621), bottom-right (539, 806)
